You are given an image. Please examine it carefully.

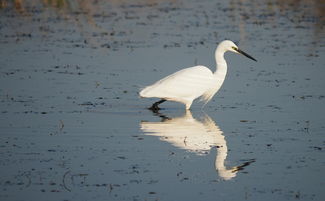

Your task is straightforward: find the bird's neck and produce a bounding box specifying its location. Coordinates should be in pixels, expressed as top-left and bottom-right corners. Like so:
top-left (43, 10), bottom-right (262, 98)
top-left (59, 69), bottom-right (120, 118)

top-left (214, 51), bottom-right (227, 76)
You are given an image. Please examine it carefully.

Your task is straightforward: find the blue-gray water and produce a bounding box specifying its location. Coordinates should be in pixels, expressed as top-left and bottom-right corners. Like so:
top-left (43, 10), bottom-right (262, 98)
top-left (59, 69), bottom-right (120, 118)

top-left (0, 0), bottom-right (324, 200)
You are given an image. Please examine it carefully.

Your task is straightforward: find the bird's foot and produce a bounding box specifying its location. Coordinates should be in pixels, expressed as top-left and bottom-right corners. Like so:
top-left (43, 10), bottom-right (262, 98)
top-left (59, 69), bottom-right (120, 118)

top-left (148, 99), bottom-right (166, 112)
top-left (148, 104), bottom-right (161, 112)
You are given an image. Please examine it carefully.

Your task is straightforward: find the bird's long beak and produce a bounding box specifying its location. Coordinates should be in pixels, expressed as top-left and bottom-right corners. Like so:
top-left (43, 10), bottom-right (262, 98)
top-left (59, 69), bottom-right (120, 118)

top-left (234, 47), bottom-right (257, 62)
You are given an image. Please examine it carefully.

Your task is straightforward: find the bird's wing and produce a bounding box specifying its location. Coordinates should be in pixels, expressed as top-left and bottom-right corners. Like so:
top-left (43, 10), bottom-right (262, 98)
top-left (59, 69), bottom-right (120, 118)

top-left (141, 66), bottom-right (214, 100)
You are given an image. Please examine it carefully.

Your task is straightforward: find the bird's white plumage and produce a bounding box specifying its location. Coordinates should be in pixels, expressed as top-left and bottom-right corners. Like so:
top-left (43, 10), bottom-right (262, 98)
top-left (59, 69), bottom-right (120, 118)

top-left (140, 40), bottom-right (255, 109)
top-left (140, 65), bottom-right (215, 107)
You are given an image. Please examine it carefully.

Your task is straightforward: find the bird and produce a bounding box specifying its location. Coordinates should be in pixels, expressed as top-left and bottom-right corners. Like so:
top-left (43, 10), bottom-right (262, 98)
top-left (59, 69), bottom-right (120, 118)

top-left (139, 40), bottom-right (257, 110)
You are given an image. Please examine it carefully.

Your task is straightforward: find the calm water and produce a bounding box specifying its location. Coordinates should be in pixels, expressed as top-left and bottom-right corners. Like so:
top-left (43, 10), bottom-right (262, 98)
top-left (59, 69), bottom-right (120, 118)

top-left (0, 0), bottom-right (324, 200)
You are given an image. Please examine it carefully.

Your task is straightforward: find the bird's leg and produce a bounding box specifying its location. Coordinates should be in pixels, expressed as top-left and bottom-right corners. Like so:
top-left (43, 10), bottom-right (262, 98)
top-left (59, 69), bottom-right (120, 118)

top-left (148, 99), bottom-right (166, 111)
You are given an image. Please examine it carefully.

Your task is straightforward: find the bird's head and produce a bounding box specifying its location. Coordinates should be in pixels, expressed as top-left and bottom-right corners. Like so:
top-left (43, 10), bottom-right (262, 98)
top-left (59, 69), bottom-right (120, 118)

top-left (218, 40), bottom-right (257, 62)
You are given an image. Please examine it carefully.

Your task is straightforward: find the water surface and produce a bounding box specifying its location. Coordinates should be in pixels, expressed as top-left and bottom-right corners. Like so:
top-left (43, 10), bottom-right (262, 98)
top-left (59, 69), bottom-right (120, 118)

top-left (0, 0), bottom-right (324, 200)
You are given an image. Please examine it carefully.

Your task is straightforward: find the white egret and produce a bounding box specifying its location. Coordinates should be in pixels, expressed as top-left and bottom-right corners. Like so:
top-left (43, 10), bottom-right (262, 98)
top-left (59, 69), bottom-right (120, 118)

top-left (139, 40), bottom-right (257, 110)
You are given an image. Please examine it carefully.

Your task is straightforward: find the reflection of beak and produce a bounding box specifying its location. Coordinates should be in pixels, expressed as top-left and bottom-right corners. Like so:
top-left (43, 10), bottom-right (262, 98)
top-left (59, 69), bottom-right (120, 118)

top-left (235, 48), bottom-right (257, 62)
top-left (231, 159), bottom-right (256, 173)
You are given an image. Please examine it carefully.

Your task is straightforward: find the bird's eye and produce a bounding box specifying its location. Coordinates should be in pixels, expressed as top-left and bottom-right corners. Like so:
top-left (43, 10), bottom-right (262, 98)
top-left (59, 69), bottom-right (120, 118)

top-left (232, 47), bottom-right (238, 51)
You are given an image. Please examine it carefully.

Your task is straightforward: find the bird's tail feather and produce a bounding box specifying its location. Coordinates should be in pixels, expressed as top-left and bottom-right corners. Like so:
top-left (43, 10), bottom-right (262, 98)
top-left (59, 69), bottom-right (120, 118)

top-left (139, 86), bottom-right (152, 98)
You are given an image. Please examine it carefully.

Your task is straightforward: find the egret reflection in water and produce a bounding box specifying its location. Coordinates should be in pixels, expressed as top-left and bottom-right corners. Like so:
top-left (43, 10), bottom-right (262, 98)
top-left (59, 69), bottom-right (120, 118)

top-left (140, 111), bottom-right (255, 180)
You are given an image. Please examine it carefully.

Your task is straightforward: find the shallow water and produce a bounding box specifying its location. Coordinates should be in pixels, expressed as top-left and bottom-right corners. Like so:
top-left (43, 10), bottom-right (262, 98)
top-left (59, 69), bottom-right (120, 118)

top-left (0, 0), bottom-right (324, 201)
